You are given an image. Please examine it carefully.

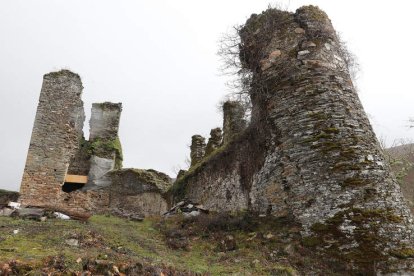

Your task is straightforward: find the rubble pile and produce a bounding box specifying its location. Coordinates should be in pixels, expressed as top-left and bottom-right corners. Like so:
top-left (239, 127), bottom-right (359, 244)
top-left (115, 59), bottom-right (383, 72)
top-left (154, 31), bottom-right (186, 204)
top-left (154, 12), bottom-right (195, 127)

top-left (163, 200), bottom-right (208, 217)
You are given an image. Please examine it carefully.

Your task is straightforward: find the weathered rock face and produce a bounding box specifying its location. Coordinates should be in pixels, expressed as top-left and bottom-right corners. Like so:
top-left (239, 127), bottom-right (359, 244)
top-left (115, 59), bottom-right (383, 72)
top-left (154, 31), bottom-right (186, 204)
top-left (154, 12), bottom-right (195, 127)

top-left (175, 6), bottom-right (414, 273)
top-left (107, 169), bottom-right (171, 216)
top-left (190, 135), bottom-right (206, 167)
top-left (222, 101), bottom-right (247, 144)
top-left (19, 70), bottom-right (86, 208)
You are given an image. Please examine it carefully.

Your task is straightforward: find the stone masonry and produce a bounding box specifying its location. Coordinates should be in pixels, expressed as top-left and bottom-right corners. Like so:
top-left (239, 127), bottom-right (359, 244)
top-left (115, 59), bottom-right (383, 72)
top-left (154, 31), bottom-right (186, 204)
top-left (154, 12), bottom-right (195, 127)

top-left (19, 70), bottom-right (172, 217)
top-left (174, 6), bottom-right (414, 273)
top-left (20, 70), bottom-right (85, 208)
top-left (205, 128), bottom-right (223, 156)
top-left (190, 135), bottom-right (206, 167)
top-left (222, 101), bottom-right (247, 144)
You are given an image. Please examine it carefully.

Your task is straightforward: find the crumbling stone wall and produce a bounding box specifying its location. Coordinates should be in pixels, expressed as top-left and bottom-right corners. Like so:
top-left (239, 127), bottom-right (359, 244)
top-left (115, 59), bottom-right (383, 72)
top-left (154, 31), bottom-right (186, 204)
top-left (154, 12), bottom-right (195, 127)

top-left (174, 6), bottom-right (414, 273)
top-left (19, 70), bottom-right (85, 208)
top-left (190, 135), bottom-right (206, 167)
top-left (106, 169), bottom-right (171, 216)
top-left (205, 128), bottom-right (222, 156)
top-left (88, 102), bottom-right (123, 170)
top-left (222, 101), bottom-right (247, 144)
top-left (19, 71), bottom-right (121, 214)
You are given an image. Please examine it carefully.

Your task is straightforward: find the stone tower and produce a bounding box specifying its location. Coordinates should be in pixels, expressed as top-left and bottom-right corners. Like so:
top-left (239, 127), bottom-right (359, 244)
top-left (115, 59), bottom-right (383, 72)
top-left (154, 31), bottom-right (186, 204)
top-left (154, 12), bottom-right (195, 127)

top-left (175, 6), bottom-right (414, 273)
top-left (19, 70), bottom-right (122, 213)
top-left (222, 101), bottom-right (246, 144)
top-left (19, 70), bottom-right (85, 207)
top-left (190, 135), bottom-right (206, 167)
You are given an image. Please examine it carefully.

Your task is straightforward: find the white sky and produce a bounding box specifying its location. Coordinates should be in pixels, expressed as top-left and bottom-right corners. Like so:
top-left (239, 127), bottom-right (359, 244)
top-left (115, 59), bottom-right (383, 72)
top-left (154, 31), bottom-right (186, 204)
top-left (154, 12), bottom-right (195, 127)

top-left (1, 0), bottom-right (413, 191)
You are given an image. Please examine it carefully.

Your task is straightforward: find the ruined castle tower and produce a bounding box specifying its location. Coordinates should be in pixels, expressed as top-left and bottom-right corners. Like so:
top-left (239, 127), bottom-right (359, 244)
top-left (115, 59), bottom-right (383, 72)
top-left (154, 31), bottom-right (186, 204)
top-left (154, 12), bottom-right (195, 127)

top-left (20, 70), bottom-right (85, 207)
top-left (176, 6), bottom-right (414, 273)
top-left (19, 70), bottom-right (123, 213)
top-left (205, 128), bottom-right (223, 156)
top-left (222, 101), bottom-right (247, 144)
top-left (87, 103), bottom-right (123, 187)
top-left (190, 135), bottom-right (206, 167)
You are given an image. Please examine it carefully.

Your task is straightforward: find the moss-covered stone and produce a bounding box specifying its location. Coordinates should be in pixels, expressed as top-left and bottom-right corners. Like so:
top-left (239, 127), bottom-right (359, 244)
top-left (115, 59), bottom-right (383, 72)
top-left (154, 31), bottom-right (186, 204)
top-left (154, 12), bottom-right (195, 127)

top-left (90, 137), bottom-right (123, 169)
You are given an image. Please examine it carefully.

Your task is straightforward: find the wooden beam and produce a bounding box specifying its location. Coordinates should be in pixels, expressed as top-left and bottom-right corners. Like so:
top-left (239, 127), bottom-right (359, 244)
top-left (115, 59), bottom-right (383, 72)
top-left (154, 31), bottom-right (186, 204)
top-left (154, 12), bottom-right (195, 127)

top-left (64, 174), bottom-right (88, 184)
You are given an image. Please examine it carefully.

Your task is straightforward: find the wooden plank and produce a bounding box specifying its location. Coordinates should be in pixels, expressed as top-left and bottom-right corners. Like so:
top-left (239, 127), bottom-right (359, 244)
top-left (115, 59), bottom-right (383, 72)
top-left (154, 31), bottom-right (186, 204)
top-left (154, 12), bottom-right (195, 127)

top-left (64, 174), bottom-right (88, 184)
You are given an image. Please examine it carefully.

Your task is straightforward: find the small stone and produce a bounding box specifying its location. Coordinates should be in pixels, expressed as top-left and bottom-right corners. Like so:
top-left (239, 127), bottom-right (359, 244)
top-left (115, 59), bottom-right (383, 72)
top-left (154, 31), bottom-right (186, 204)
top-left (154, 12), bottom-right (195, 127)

top-left (302, 41), bottom-right (317, 48)
top-left (265, 233), bottom-right (274, 239)
top-left (40, 216), bottom-right (47, 222)
top-left (13, 229), bottom-right (19, 235)
top-left (260, 60), bottom-right (272, 71)
top-left (294, 27), bottom-right (305, 34)
top-left (284, 244), bottom-right (295, 256)
top-left (297, 50), bottom-right (310, 56)
top-left (76, 257), bottom-right (82, 263)
top-left (269, 50), bottom-right (281, 60)
top-left (65, 239), bottom-right (79, 247)
top-left (324, 43), bottom-right (331, 50)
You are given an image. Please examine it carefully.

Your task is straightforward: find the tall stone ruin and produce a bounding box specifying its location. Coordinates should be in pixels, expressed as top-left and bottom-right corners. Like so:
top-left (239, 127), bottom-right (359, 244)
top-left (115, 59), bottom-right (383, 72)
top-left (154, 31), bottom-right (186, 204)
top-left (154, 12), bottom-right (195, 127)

top-left (190, 135), bottom-right (206, 167)
top-left (19, 69), bottom-right (171, 217)
top-left (174, 6), bottom-right (414, 273)
top-left (20, 70), bottom-right (85, 208)
top-left (222, 101), bottom-right (247, 144)
top-left (19, 70), bottom-right (121, 213)
top-left (205, 128), bottom-right (223, 156)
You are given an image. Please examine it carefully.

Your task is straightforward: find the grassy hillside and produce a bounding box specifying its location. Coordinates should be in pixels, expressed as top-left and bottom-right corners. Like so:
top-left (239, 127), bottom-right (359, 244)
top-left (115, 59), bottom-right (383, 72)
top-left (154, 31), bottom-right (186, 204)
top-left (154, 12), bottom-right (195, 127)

top-left (0, 213), bottom-right (342, 275)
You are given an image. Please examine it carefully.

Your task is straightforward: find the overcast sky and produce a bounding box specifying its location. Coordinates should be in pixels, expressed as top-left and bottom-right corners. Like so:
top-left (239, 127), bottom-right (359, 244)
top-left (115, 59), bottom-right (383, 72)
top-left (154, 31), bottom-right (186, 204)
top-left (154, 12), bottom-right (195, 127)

top-left (1, 0), bottom-right (413, 191)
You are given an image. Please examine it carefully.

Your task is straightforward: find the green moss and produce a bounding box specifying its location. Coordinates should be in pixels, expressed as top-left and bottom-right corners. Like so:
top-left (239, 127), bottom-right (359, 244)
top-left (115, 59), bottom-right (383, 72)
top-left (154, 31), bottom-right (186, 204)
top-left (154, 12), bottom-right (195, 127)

top-left (309, 112), bottom-right (328, 120)
top-left (297, 5), bottom-right (329, 22)
top-left (324, 128), bottom-right (339, 134)
top-left (90, 137), bottom-right (123, 169)
top-left (170, 145), bottom-right (227, 200)
top-left (310, 222), bottom-right (329, 232)
top-left (302, 236), bottom-right (323, 247)
top-left (390, 248), bottom-right (414, 259)
top-left (95, 102), bottom-right (122, 111)
top-left (342, 177), bottom-right (367, 187)
top-left (112, 168), bottom-right (171, 192)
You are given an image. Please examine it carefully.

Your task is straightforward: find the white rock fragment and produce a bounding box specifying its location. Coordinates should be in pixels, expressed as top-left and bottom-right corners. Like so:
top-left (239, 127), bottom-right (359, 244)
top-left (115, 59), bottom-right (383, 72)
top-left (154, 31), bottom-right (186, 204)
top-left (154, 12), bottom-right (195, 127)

top-left (297, 50), bottom-right (310, 56)
top-left (8, 202), bottom-right (20, 209)
top-left (54, 212), bottom-right (70, 220)
top-left (294, 27), bottom-right (305, 34)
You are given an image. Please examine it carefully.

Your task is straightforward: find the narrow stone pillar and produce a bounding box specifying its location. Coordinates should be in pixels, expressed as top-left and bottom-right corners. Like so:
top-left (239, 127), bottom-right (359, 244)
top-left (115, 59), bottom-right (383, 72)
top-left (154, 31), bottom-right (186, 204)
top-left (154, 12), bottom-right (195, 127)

top-left (89, 102), bottom-right (122, 141)
top-left (19, 70), bottom-right (85, 207)
top-left (240, 6), bottom-right (414, 273)
top-left (222, 101), bottom-right (247, 144)
top-left (88, 102), bottom-right (123, 185)
top-left (190, 135), bottom-right (206, 167)
top-left (205, 128), bottom-right (223, 155)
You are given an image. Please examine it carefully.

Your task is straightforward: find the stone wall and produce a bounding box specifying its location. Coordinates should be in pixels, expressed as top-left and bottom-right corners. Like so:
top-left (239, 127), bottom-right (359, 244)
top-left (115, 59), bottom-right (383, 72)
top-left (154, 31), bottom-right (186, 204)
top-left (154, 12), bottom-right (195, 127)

top-left (89, 103), bottom-right (122, 140)
top-left (106, 169), bottom-right (171, 216)
top-left (190, 135), bottom-right (206, 167)
top-left (19, 70), bottom-right (85, 208)
top-left (222, 101), bottom-right (247, 144)
top-left (174, 6), bottom-right (414, 273)
top-left (205, 128), bottom-right (222, 156)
